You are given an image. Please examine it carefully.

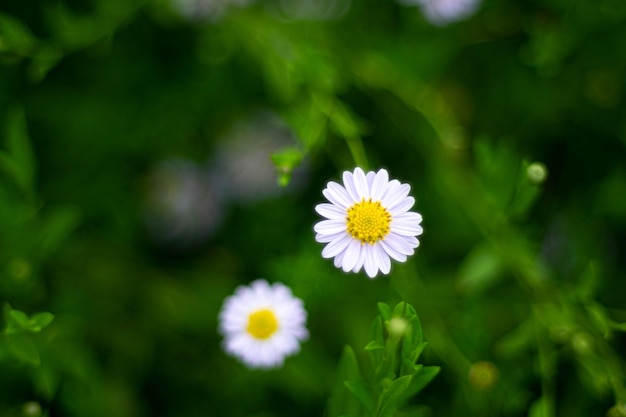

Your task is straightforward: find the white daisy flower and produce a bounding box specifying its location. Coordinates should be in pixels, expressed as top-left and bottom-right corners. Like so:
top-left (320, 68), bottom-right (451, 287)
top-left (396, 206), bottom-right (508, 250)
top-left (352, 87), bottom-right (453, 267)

top-left (218, 279), bottom-right (308, 369)
top-left (398, 0), bottom-right (481, 26)
top-left (314, 168), bottom-right (423, 278)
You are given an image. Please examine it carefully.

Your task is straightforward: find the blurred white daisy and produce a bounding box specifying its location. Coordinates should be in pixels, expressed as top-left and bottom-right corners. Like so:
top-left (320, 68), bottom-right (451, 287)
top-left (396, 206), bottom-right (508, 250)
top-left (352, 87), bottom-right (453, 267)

top-left (171, 0), bottom-right (254, 21)
top-left (219, 279), bottom-right (308, 369)
top-left (314, 168), bottom-right (423, 278)
top-left (141, 159), bottom-right (224, 248)
top-left (398, 0), bottom-right (481, 26)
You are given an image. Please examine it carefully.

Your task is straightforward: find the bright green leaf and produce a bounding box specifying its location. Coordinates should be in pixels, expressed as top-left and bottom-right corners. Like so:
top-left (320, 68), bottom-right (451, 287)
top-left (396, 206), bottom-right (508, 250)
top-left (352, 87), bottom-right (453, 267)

top-left (377, 303), bottom-right (391, 322)
top-left (376, 375), bottom-right (412, 417)
top-left (271, 147), bottom-right (304, 187)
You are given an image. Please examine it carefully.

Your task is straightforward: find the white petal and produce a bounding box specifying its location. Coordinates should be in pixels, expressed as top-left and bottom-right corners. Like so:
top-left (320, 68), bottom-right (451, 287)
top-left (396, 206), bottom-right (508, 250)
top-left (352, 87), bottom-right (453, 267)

top-left (394, 211), bottom-right (423, 225)
top-left (342, 171), bottom-right (360, 202)
top-left (389, 196), bottom-right (415, 215)
top-left (315, 231), bottom-right (344, 243)
top-left (351, 244), bottom-right (367, 273)
top-left (342, 239), bottom-right (362, 272)
top-left (315, 203), bottom-right (347, 220)
top-left (321, 234), bottom-right (352, 258)
top-left (363, 245), bottom-right (379, 278)
top-left (381, 182), bottom-right (410, 210)
top-left (385, 233), bottom-right (417, 256)
top-left (370, 169), bottom-right (389, 201)
top-left (333, 250), bottom-right (345, 268)
top-left (366, 171), bottom-right (376, 189)
top-left (375, 244), bottom-right (392, 275)
top-left (314, 219), bottom-right (346, 235)
top-left (352, 167), bottom-right (370, 199)
top-left (391, 213), bottom-right (424, 236)
top-left (323, 182), bottom-right (352, 209)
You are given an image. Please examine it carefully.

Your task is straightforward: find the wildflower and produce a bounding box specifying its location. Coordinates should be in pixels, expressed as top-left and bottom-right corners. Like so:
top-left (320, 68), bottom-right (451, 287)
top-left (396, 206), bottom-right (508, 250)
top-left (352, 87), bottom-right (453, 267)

top-left (210, 112), bottom-right (308, 203)
top-left (141, 159), bottom-right (223, 248)
top-left (398, 0), bottom-right (481, 26)
top-left (314, 168), bottom-right (423, 278)
top-left (171, 0), bottom-right (254, 21)
top-left (218, 279), bottom-right (308, 369)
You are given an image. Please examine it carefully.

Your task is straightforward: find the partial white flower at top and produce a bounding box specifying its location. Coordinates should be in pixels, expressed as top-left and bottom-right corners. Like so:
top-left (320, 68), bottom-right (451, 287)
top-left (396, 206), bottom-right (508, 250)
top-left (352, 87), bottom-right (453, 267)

top-left (314, 168), bottom-right (423, 278)
top-left (219, 279), bottom-right (308, 369)
top-left (171, 0), bottom-right (254, 21)
top-left (141, 159), bottom-right (223, 248)
top-left (398, 0), bottom-right (481, 26)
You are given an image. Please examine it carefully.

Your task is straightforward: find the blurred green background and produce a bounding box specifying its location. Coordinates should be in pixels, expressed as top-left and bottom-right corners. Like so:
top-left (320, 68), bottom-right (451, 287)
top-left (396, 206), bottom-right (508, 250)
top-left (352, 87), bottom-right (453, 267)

top-left (1, 0), bottom-right (626, 416)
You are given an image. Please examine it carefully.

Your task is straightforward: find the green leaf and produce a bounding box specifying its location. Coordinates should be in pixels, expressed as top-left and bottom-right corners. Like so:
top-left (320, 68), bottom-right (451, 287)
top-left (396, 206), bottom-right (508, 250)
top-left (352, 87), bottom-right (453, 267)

top-left (271, 147), bottom-right (304, 187)
top-left (456, 243), bottom-right (504, 295)
top-left (586, 303), bottom-right (611, 337)
top-left (528, 397), bottom-right (550, 417)
top-left (365, 340), bottom-right (386, 351)
top-left (0, 108), bottom-right (36, 196)
top-left (401, 341), bottom-right (428, 374)
top-left (282, 95), bottom-right (328, 150)
top-left (6, 334), bottom-right (40, 366)
top-left (328, 346), bottom-right (363, 417)
top-left (28, 312), bottom-right (55, 332)
top-left (28, 44), bottom-right (63, 82)
top-left (376, 375), bottom-right (412, 417)
top-left (36, 206), bottom-right (82, 257)
top-left (577, 261), bottom-right (600, 300)
top-left (495, 319), bottom-right (535, 357)
top-left (377, 303), bottom-right (391, 322)
top-left (368, 316), bottom-right (385, 366)
top-left (5, 307), bottom-right (30, 334)
top-left (0, 12), bottom-right (37, 55)
top-left (344, 380), bottom-right (373, 412)
top-left (402, 366), bottom-right (440, 401)
top-left (4, 306), bottom-right (55, 335)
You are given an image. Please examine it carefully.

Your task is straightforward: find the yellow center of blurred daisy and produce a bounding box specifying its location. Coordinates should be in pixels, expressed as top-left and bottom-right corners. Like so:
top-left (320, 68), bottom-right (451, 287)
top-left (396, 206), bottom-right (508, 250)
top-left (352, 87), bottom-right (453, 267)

top-left (247, 309), bottom-right (279, 339)
top-left (346, 199), bottom-right (391, 244)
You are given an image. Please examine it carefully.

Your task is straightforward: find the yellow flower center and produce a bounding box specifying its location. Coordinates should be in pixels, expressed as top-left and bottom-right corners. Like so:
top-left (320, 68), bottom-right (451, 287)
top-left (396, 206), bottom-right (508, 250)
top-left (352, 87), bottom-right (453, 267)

top-left (247, 309), bottom-right (279, 339)
top-left (346, 199), bottom-right (391, 244)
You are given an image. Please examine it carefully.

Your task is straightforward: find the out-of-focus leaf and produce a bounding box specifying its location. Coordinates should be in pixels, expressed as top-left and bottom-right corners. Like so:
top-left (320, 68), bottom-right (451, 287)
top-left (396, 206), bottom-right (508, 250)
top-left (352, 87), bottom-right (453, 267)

top-left (376, 375), bottom-right (412, 417)
top-left (495, 319), bottom-right (535, 357)
top-left (28, 44), bottom-right (63, 82)
top-left (377, 303), bottom-right (391, 322)
top-left (36, 206), bottom-right (82, 257)
top-left (402, 366), bottom-right (441, 402)
top-left (456, 243), bottom-right (504, 295)
top-left (344, 380), bottom-right (373, 413)
top-left (328, 346), bottom-right (363, 417)
top-left (368, 316), bottom-right (385, 366)
top-left (0, 12), bottom-right (36, 55)
top-left (577, 261), bottom-right (600, 301)
top-left (271, 147), bottom-right (303, 187)
top-left (283, 94), bottom-right (328, 150)
top-left (4, 306), bottom-right (54, 335)
top-left (1, 108), bottom-right (36, 195)
top-left (5, 334), bottom-right (40, 366)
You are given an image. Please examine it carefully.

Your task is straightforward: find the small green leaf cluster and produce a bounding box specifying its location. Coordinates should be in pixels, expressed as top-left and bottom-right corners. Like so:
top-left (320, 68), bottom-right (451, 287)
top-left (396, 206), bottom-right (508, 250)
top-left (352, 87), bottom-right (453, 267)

top-left (329, 302), bottom-right (439, 417)
top-left (0, 305), bottom-right (54, 366)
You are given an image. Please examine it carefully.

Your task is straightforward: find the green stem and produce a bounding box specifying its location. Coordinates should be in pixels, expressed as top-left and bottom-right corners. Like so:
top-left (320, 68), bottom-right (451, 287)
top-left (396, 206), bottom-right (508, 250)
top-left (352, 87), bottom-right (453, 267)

top-left (345, 135), bottom-right (369, 170)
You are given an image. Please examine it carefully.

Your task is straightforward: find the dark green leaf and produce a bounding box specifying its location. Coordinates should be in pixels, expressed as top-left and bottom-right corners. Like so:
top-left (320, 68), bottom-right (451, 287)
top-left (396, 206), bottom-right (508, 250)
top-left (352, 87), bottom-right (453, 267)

top-left (376, 375), bottom-right (412, 417)
top-left (402, 366), bottom-right (440, 401)
top-left (344, 380), bottom-right (373, 412)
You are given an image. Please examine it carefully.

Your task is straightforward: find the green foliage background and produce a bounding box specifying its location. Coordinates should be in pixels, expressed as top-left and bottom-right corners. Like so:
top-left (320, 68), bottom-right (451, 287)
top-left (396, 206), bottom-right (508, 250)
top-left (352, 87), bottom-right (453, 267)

top-left (1, 0), bottom-right (626, 416)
